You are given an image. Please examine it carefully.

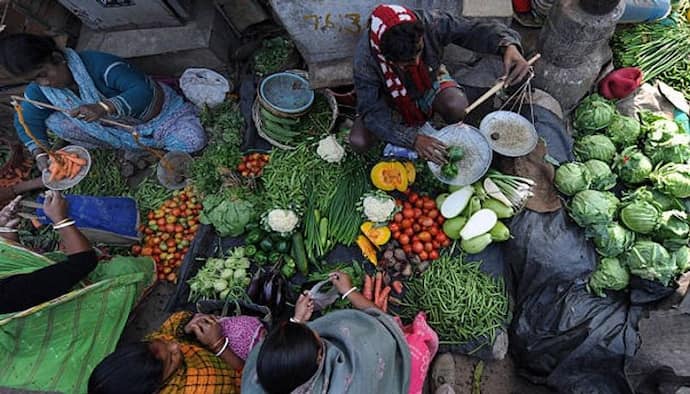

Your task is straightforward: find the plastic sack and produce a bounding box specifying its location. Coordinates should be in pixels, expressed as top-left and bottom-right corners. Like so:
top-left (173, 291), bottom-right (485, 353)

top-left (179, 68), bottom-right (230, 109)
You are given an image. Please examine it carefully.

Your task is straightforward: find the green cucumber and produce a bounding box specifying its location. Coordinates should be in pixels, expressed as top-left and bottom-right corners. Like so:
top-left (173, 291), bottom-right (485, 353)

top-left (260, 107), bottom-right (300, 126)
top-left (291, 232), bottom-right (309, 275)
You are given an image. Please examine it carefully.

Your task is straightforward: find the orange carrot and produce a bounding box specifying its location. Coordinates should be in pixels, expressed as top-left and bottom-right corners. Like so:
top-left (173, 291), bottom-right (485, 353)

top-left (30, 218), bottom-right (42, 229)
top-left (363, 274), bottom-right (373, 300)
top-left (61, 153), bottom-right (86, 166)
top-left (378, 286), bottom-right (391, 312)
top-left (374, 272), bottom-right (382, 304)
top-left (391, 281), bottom-right (403, 294)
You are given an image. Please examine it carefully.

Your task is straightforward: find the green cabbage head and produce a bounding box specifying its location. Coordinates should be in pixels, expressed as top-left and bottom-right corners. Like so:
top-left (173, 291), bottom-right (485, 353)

top-left (606, 114), bottom-right (641, 148)
top-left (655, 210), bottom-right (690, 251)
top-left (620, 200), bottom-right (661, 234)
top-left (584, 160), bottom-right (617, 191)
top-left (623, 186), bottom-right (679, 211)
top-left (672, 246), bottom-right (690, 275)
top-left (623, 240), bottom-right (675, 285)
top-left (574, 94), bottom-right (615, 132)
top-left (574, 135), bottom-right (617, 164)
top-left (587, 222), bottom-right (635, 257)
top-left (568, 190), bottom-right (619, 228)
top-left (651, 163), bottom-right (690, 198)
top-left (555, 162), bottom-right (591, 196)
top-left (588, 257), bottom-right (630, 297)
top-left (613, 146), bottom-right (653, 185)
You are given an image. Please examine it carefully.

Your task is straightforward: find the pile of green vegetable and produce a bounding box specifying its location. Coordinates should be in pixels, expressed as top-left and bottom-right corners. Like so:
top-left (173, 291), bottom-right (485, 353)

top-left (134, 176), bottom-right (173, 213)
top-left (612, 1), bottom-right (690, 99)
top-left (253, 37), bottom-right (296, 77)
top-left (397, 254), bottom-right (509, 348)
top-left (188, 246), bottom-right (251, 301)
top-left (70, 150), bottom-right (130, 196)
top-left (259, 94), bottom-right (332, 147)
top-left (556, 94), bottom-right (690, 295)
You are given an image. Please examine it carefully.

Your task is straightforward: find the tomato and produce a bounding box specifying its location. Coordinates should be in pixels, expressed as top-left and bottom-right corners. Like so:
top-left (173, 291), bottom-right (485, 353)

top-left (166, 216), bottom-right (177, 224)
top-left (432, 240), bottom-right (441, 249)
top-left (424, 242), bottom-right (433, 252)
top-left (175, 224), bottom-right (184, 233)
top-left (423, 200), bottom-right (436, 210)
top-left (399, 234), bottom-right (410, 245)
top-left (413, 208), bottom-right (423, 218)
top-left (402, 208), bottom-right (415, 219)
top-left (418, 251), bottom-right (429, 261)
top-left (436, 216), bottom-right (445, 225)
top-left (166, 239), bottom-right (176, 248)
top-left (403, 244), bottom-right (413, 254)
top-left (427, 209), bottom-right (439, 219)
top-left (418, 231), bottom-right (432, 242)
top-left (429, 227), bottom-right (439, 236)
top-left (404, 227), bottom-right (415, 236)
top-left (441, 239), bottom-right (451, 248)
top-left (414, 199), bottom-right (423, 209)
top-left (401, 218), bottom-right (413, 229)
top-left (157, 273), bottom-right (166, 281)
top-left (141, 247), bottom-right (153, 256)
top-left (394, 213), bottom-right (403, 223)
top-left (435, 232), bottom-right (448, 242)
top-left (419, 217), bottom-right (434, 228)
top-left (412, 224), bottom-right (421, 233)
top-left (237, 162), bottom-right (247, 171)
top-left (165, 224), bottom-right (176, 233)
top-left (409, 193), bottom-right (419, 203)
top-left (392, 231), bottom-right (401, 240)
top-left (132, 245), bottom-right (142, 255)
top-left (389, 223), bottom-right (400, 232)
top-left (157, 218), bottom-right (166, 226)
top-left (429, 250), bottom-right (440, 260)
top-left (412, 241), bottom-right (424, 254)
top-left (403, 202), bottom-right (413, 210)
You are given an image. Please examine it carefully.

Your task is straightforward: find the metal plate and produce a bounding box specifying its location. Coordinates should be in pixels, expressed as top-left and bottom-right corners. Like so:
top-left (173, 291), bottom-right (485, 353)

top-left (426, 123), bottom-right (493, 186)
top-left (157, 151), bottom-right (192, 190)
top-left (42, 146), bottom-right (91, 191)
top-left (479, 111), bottom-right (538, 157)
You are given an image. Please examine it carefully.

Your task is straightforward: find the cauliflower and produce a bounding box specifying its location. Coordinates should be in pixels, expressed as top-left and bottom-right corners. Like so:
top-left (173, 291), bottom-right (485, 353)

top-left (265, 209), bottom-right (299, 235)
top-left (361, 192), bottom-right (398, 224)
top-left (316, 135), bottom-right (345, 163)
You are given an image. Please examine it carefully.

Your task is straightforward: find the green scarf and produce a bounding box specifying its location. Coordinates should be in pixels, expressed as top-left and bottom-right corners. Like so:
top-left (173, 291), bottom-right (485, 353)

top-left (242, 308), bottom-right (411, 393)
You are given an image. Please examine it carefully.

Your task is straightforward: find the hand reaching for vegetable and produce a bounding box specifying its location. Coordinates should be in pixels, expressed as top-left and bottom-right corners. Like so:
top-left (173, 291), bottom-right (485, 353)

top-left (185, 314), bottom-right (225, 351)
top-left (329, 271), bottom-right (353, 295)
top-left (0, 196), bottom-right (22, 240)
top-left (43, 191), bottom-right (68, 223)
top-left (293, 291), bottom-right (314, 323)
top-left (502, 45), bottom-right (530, 87)
top-left (414, 134), bottom-right (448, 165)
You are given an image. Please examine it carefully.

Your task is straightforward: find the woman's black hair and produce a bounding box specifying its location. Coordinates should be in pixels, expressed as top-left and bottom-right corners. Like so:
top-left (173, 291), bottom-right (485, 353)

top-left (380, 21), bottom-right (425, 62)
top-left (256, 322), bottom-right (321, 394)
top-left (0, 33), bottom-right (59, 75)
top-left (88, 342), bottom-right (163, 394)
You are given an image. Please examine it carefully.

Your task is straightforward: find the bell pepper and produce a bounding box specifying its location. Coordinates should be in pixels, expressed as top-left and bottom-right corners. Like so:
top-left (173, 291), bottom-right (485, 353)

top-left (245, 230), bottom-right (263, 245)
top-left (244, 245), bottom-right (257, 257)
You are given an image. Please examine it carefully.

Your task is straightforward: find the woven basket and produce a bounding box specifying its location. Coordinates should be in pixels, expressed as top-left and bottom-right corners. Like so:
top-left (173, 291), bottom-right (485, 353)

top-left (254, 70), bottom-right (338, 150)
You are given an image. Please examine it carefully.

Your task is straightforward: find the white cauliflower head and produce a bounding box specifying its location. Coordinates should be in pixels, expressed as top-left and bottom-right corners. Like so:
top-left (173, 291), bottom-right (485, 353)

top-left (316, 135), bottom-right (346, 163)
top-left (266, 209), bottom-right (299, 234)
top-left (362, 194), bottom-right (397, 224)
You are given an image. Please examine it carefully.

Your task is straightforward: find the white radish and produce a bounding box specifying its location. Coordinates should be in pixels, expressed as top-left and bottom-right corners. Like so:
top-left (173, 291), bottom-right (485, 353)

top-left (483, 178), bottom-right (513, 208)
top-left (460, 209), bottom-right (498, 240)
top-left (441, 185), bottom-right (474, 218)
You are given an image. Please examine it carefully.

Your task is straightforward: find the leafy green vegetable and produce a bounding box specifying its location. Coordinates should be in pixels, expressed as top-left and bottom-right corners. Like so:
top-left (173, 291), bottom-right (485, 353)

top-left (655, 210), bottom-right (689, 250)
top-left (70, 150), bottom-right (130, 197)
top-left (587, 222), bottom-right (635, 257)
top-left (555, 162), bottom-right (591, 196)
top-left (588, 257), bottom-right (630, 297)
top-left (606, 114), bottom-right (641, 148)
top-left (613, 146), bottom-right (652, 185)
top-left (574, 94), bottom-right (615, 132)
top-left (584, 160), bottom-right (617, 191)
top-left (623, 240), bottom-right (675, 285)
top-left (672, 246), bottom-right (690, 275)
top-left (568, 190), bottom-right (619, 228)
top-left (188, 246), bottom-right (251, 301)
top-left (253, 37), bottom-right (295, 77)
top-left (651, 163), bottom-right (690, 198)
top-left (623, 186), bottom-right (680, 211)
top-left (199, 189), bottom-right (257, 237)
top-left (574, 135), bottom-right (617, 164)
top-left (644, 133), bottom-right (690, 165)
top-left (620, 200), bottom-right (661, 234)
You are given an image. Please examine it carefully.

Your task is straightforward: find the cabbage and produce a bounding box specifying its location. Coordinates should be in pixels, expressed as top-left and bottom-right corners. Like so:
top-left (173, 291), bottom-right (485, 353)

top-left (620, 200), bottom-right (661, 234)
top-left (672, 246), bottom-right (690, 274)
top-left (555, 162), bottom-right (591, 196)
top-left (587, 222), bottom-right (635, 257)
top-left (588, 257), bottom-right (630, 297)
top-left (606, 114), bottom-right (641, 148)
top-left (623, 240), bottom-right (675, 285)
top-left (584, 160), bottom-right (617, 191)
top-left (646, 119), bottom-right (681, 140)
top-left (568, 190), bottom-right (619, 228)
top-left (644, 133), bottom-right (690, 165)
top-left (574, 94), bottom-right (615, 132)
top-left (655, 210), bottom-right (690, 251)
top-left (651, 163), bottom-right (690, 198)
top-left (623, 186), bottom-right (680, 211)
top-left (574, 135), bottom-right (617, 164)
top-left (613, 147), bottom-right (653, 185)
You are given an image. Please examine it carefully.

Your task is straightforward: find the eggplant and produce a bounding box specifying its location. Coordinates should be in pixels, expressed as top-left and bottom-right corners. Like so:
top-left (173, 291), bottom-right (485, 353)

top-left (262, 275), bottom-right (274, 306)
top-left (247, 270), bottom-right (263, 303)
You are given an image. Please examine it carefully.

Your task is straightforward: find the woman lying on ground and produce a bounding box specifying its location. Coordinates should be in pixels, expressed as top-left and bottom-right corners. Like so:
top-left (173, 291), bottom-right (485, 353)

top-left (241, 272), bottom-right (438, 394)
top-left (0, 34), bottom-right (206, 171)
top-left (0, 191), bottom-right (96, 313)
top-left (89, 310), bottom-right (266, 393)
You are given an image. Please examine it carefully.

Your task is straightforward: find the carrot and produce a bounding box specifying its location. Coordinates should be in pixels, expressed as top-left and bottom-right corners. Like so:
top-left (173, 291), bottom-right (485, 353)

top-left (61, 153), bottom-right (86, 166)
top-left (391, 281), bottom-right (403, 294)
top-left (30, 218), bottom-right (42, 229)
top-left (374, 272), bottom-right (382, 304)
top-left (363, 274), bottom-right (373, 300)
top-left (378, 286), bottom-right (391, 312)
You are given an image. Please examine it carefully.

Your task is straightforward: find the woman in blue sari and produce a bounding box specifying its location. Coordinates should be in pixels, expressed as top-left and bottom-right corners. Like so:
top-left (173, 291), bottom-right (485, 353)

top-left (0, 34), bottom-right (207, 170)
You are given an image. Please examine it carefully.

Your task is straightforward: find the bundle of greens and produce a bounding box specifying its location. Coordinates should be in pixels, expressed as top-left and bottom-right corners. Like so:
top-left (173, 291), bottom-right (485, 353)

top-left (188, 246), bottom-right (251, 301)
top-left (69, 150), bottom-right (130, 197)
top-left (134, 176), bottom-right (173, 213)
top-left (199, 187), bottom-right (256, 237)
top-left (253, 37), bottom-right (296, 77)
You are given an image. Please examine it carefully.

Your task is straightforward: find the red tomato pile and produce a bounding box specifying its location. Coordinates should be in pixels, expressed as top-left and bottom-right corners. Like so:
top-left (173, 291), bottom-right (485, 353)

top-left (132, 187), bottom-right (202, 282)
top-left (237, 153), bottom-right (270, 177)
top-left (388, 191), bottom-right (449, 262)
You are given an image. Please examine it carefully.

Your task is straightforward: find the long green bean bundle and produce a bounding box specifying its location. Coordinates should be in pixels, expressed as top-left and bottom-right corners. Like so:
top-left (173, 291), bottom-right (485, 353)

top-left (397, 254), bottom-right (509, 347)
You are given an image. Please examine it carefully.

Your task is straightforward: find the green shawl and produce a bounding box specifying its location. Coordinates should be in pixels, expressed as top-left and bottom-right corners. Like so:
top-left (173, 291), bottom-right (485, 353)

top-left (0, 239), bottom-right (155, 393)
top-left (242, 308), bottom-right (411, 393)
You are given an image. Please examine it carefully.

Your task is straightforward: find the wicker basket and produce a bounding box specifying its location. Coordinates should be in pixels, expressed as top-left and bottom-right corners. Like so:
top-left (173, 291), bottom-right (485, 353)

top-left (254, 70), bottom-right (338, 150)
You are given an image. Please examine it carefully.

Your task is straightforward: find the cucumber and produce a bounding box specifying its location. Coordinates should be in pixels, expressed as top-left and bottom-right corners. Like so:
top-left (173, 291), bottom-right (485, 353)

top-left (441, 185), bottom-right (474, 218)
top-left (291, 232), bottom-right (309, 275)
top-left (460, 209), bottom-right (498, 240)
top-left (260, 107), bottom-right (300, 126)
top-left (262, 118), bottom-right (300, 137)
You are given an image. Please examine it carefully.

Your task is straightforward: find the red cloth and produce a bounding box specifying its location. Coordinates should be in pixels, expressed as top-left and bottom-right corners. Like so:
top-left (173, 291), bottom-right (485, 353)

top-left (599, 67), bottom-right (643, 100)
top-left (513, 0), bottom-right (531, 13)
top-left (369, 4), bottom-right (432, 126)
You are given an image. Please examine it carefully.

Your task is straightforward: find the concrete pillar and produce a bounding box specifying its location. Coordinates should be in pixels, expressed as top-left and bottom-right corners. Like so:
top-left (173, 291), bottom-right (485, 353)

top-left (533, 0), bottom-right (625, 113)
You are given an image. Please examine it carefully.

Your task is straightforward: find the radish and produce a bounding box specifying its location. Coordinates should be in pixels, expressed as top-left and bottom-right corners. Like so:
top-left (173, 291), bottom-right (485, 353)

top-left (441, 185), bottom-right (474, 218)
top-left (460, 209), bottom-right (498, 240)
